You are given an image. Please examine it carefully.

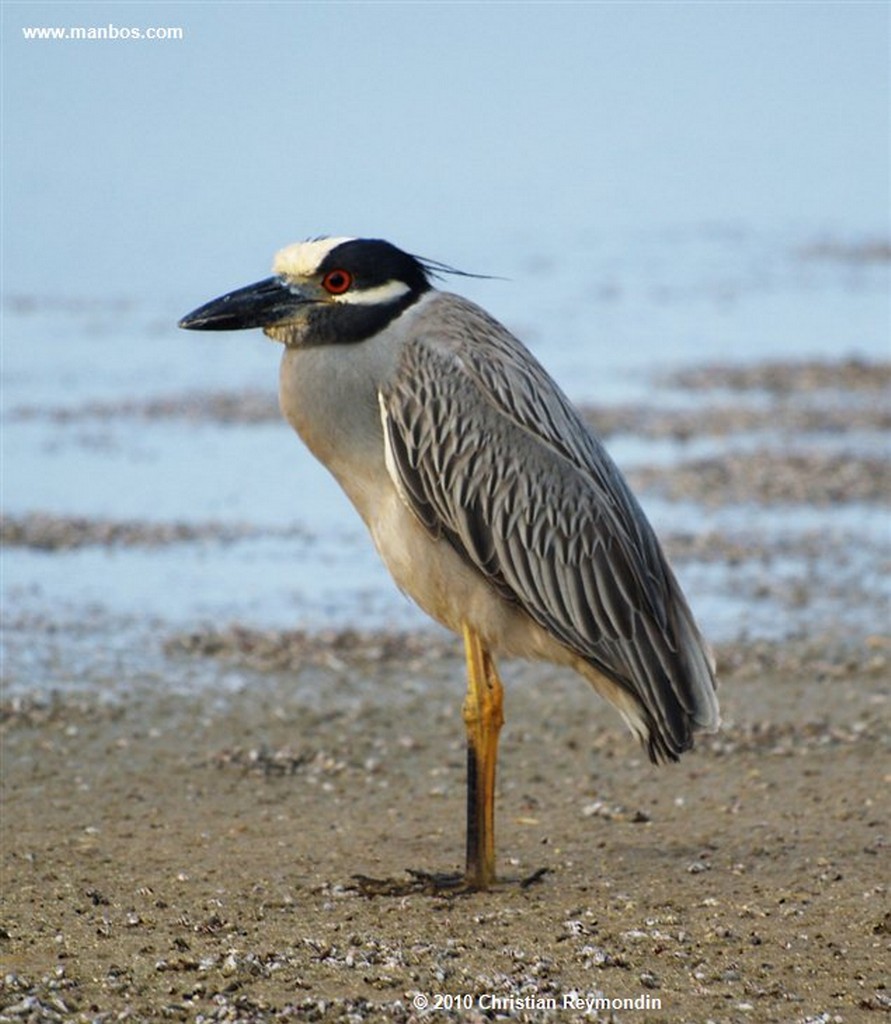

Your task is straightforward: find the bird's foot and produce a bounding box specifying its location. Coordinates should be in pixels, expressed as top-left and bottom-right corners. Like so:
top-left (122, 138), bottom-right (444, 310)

top-left (516, 866), bottom-right (550, 888)
top-left (349, 869), bottom-right (467, 897)
top-left (348, 866), bottom-right (549, 897)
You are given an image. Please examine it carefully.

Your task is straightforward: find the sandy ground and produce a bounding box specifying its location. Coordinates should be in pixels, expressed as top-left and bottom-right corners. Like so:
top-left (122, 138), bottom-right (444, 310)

top-left (1, 637), bottom-right (889, 1023)
top-left (2, 357), bottom-right (890, 1022)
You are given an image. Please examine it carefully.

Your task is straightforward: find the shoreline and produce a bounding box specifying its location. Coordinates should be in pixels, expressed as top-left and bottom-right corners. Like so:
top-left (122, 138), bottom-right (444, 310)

top-left (3, 353), bottom-right (889, 1020)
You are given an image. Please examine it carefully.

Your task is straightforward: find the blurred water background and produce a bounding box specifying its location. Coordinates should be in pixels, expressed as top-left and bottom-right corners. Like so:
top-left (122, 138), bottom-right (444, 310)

top-left (2, 3), bottom-right (889, 696)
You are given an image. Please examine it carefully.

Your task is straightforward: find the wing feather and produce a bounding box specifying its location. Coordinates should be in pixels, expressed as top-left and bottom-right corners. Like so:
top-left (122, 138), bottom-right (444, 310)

top-left (380, 294), bottom-right (718, 761)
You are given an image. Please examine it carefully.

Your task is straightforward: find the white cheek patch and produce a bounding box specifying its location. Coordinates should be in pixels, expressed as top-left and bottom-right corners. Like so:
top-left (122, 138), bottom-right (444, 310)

top-left (333, 279), bottom-right (411, 306)
top-left (273, 237), bottom-right (354, 277)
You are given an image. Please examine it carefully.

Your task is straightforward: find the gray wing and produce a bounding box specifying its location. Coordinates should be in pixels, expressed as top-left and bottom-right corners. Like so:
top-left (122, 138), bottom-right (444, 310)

top-left (380, 294), bottom-right (718, 763)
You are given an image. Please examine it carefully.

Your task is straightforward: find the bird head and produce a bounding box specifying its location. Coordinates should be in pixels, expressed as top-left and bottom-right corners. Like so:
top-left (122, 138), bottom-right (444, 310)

top-left (178, 236), bottom-right (439, 346)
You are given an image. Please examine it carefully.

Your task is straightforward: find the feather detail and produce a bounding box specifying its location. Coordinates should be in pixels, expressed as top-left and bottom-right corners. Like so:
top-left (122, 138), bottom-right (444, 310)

top-left (380, 293), bottom-right (719, 762)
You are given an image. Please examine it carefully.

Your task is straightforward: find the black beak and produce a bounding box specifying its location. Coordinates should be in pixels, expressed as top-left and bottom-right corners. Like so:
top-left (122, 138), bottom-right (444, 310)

top-left (178, 276), bottom-right (312, 331)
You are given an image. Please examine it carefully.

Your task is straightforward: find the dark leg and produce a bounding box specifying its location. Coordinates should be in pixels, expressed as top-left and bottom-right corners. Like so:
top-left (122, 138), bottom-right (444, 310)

top-left (461, 623), bottom-right (504, 890)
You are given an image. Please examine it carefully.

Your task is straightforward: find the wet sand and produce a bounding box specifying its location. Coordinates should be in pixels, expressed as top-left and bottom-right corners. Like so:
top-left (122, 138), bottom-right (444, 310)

top-left (2, 357), bottom-right (890, 1022)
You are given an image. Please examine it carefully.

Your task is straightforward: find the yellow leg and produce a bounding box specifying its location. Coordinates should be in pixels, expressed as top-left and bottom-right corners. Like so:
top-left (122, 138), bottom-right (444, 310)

top-left (461, 623), bottom-right (505, 890)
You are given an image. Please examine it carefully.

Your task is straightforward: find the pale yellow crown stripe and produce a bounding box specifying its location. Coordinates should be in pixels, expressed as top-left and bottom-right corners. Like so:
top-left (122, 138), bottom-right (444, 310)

top-left (273, 237), bottom-right (354, 277)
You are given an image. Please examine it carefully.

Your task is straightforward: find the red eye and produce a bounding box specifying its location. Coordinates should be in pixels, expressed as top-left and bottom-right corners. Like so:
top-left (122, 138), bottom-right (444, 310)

top-left (322, 269), bottom-right (353, 295)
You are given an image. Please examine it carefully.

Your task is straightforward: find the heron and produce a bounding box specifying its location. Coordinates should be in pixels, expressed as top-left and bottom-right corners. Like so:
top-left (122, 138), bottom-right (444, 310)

top-left (179, 236), bottom-right (719, 890)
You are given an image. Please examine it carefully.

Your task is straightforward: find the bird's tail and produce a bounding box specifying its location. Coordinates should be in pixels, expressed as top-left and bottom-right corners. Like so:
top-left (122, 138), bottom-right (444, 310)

top-left (641, 585), bottom-right (720, 764)
top-left (579, 560), bottom-right (720, 767)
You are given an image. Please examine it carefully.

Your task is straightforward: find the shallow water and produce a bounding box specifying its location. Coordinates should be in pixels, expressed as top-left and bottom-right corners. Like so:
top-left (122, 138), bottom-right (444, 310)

top-left (3, 229), bottom-right (889, 696)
